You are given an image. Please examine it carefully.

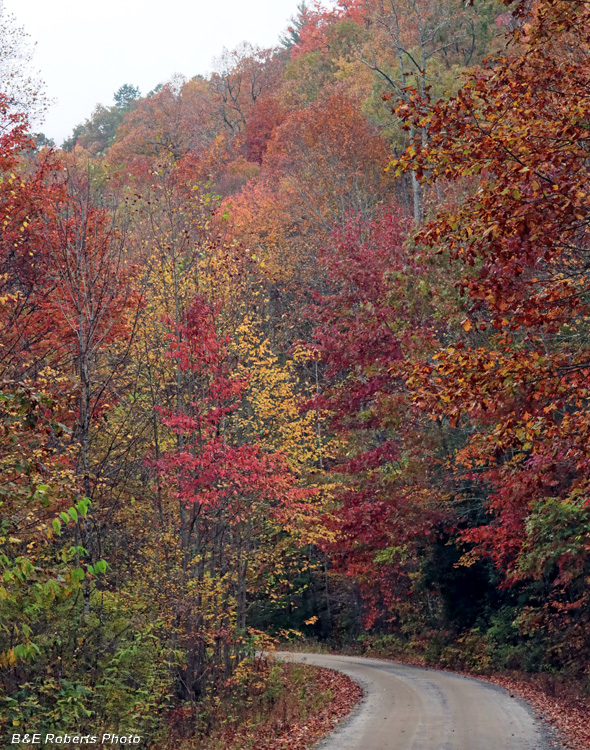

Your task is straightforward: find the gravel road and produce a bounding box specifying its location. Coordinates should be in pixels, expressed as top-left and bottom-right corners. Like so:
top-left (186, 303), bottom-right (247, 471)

top-left (277, 652), bottom-right (565, 750)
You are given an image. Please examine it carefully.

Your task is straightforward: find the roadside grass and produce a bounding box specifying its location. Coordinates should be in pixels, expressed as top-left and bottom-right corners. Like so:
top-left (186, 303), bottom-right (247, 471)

top-left (163, 658), bottom-right (361, 750)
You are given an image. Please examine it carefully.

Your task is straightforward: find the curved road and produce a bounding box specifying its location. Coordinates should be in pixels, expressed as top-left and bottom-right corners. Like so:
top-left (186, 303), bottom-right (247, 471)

top-left (277, 652), bottom-right (563, 750)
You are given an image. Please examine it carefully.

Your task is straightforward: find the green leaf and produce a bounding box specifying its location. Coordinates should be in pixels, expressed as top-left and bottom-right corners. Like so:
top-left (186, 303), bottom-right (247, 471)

top-left (52, 518), bottom-right (61, 536)
top-left (70, 567), bottom-right (85, 583)
top-left (76, 498), bottom-right (91, 518)
top-left (94, 560), bottom-right (107, 575)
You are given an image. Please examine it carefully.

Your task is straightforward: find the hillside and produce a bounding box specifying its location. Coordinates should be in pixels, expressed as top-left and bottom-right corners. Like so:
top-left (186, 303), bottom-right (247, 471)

top-left (2, 1), bottom-right (590, 747)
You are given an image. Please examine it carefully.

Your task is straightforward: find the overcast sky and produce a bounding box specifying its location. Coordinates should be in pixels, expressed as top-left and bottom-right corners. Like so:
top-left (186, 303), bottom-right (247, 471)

top-left (4, 0), bottom-right (305, 144)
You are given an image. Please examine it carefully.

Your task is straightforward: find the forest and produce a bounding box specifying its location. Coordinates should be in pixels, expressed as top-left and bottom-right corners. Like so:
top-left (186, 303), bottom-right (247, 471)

top-left (1, 0), bottom-right (590, 747)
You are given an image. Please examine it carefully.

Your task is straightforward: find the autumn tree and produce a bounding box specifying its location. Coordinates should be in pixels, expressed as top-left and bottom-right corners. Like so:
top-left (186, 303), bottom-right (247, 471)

top-left (106, 77), bottom-right (222, 175)
top-left (264, 94), bottom-right (390, 234)
top-left (209, 44), bottom-right (284, 135)
top-left (396, 0), bottom-right (590, 674)
top-left (287, 0), bottom-right (502, 220)
top-left (0, 0), bottom-right (47, 123)
top-left (301, 210), bottom-right (453, 627)
top-left (0, 100), bottom-right (63, 380)
top-left (63, 84), bottom-right (141, 155)
top-left (153, 296), bottom-right (311, 697)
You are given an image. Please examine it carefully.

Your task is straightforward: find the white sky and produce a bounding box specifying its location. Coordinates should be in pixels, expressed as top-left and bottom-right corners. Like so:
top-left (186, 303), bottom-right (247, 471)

top-left (5, 0), bottom-right (304, 144)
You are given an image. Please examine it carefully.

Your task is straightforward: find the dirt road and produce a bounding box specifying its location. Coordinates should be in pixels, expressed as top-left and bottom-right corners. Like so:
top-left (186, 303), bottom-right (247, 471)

top-left (277, 652), bottom-right (564, 749)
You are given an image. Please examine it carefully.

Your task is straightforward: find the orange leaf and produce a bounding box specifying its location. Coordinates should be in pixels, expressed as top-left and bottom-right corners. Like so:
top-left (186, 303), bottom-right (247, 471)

top-left (461, 319), bottom-right (472, 332)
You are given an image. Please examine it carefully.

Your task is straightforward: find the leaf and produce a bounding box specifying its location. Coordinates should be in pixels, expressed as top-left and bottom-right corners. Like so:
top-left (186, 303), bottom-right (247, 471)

top-left (70, 567), bottom-right (85, 583)
top-left (94, 560), bottom-right (107, 575)
top-left (76, 498), bottom-right (91, 518)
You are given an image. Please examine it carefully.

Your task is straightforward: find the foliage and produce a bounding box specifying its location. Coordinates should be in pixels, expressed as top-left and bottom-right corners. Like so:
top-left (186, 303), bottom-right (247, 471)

top-left (0, 1), bottom-right (47, 123)
top-left (4, 0), bottom-right (590, 744)
top-left (393, 0), bottom-right (590, 676)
